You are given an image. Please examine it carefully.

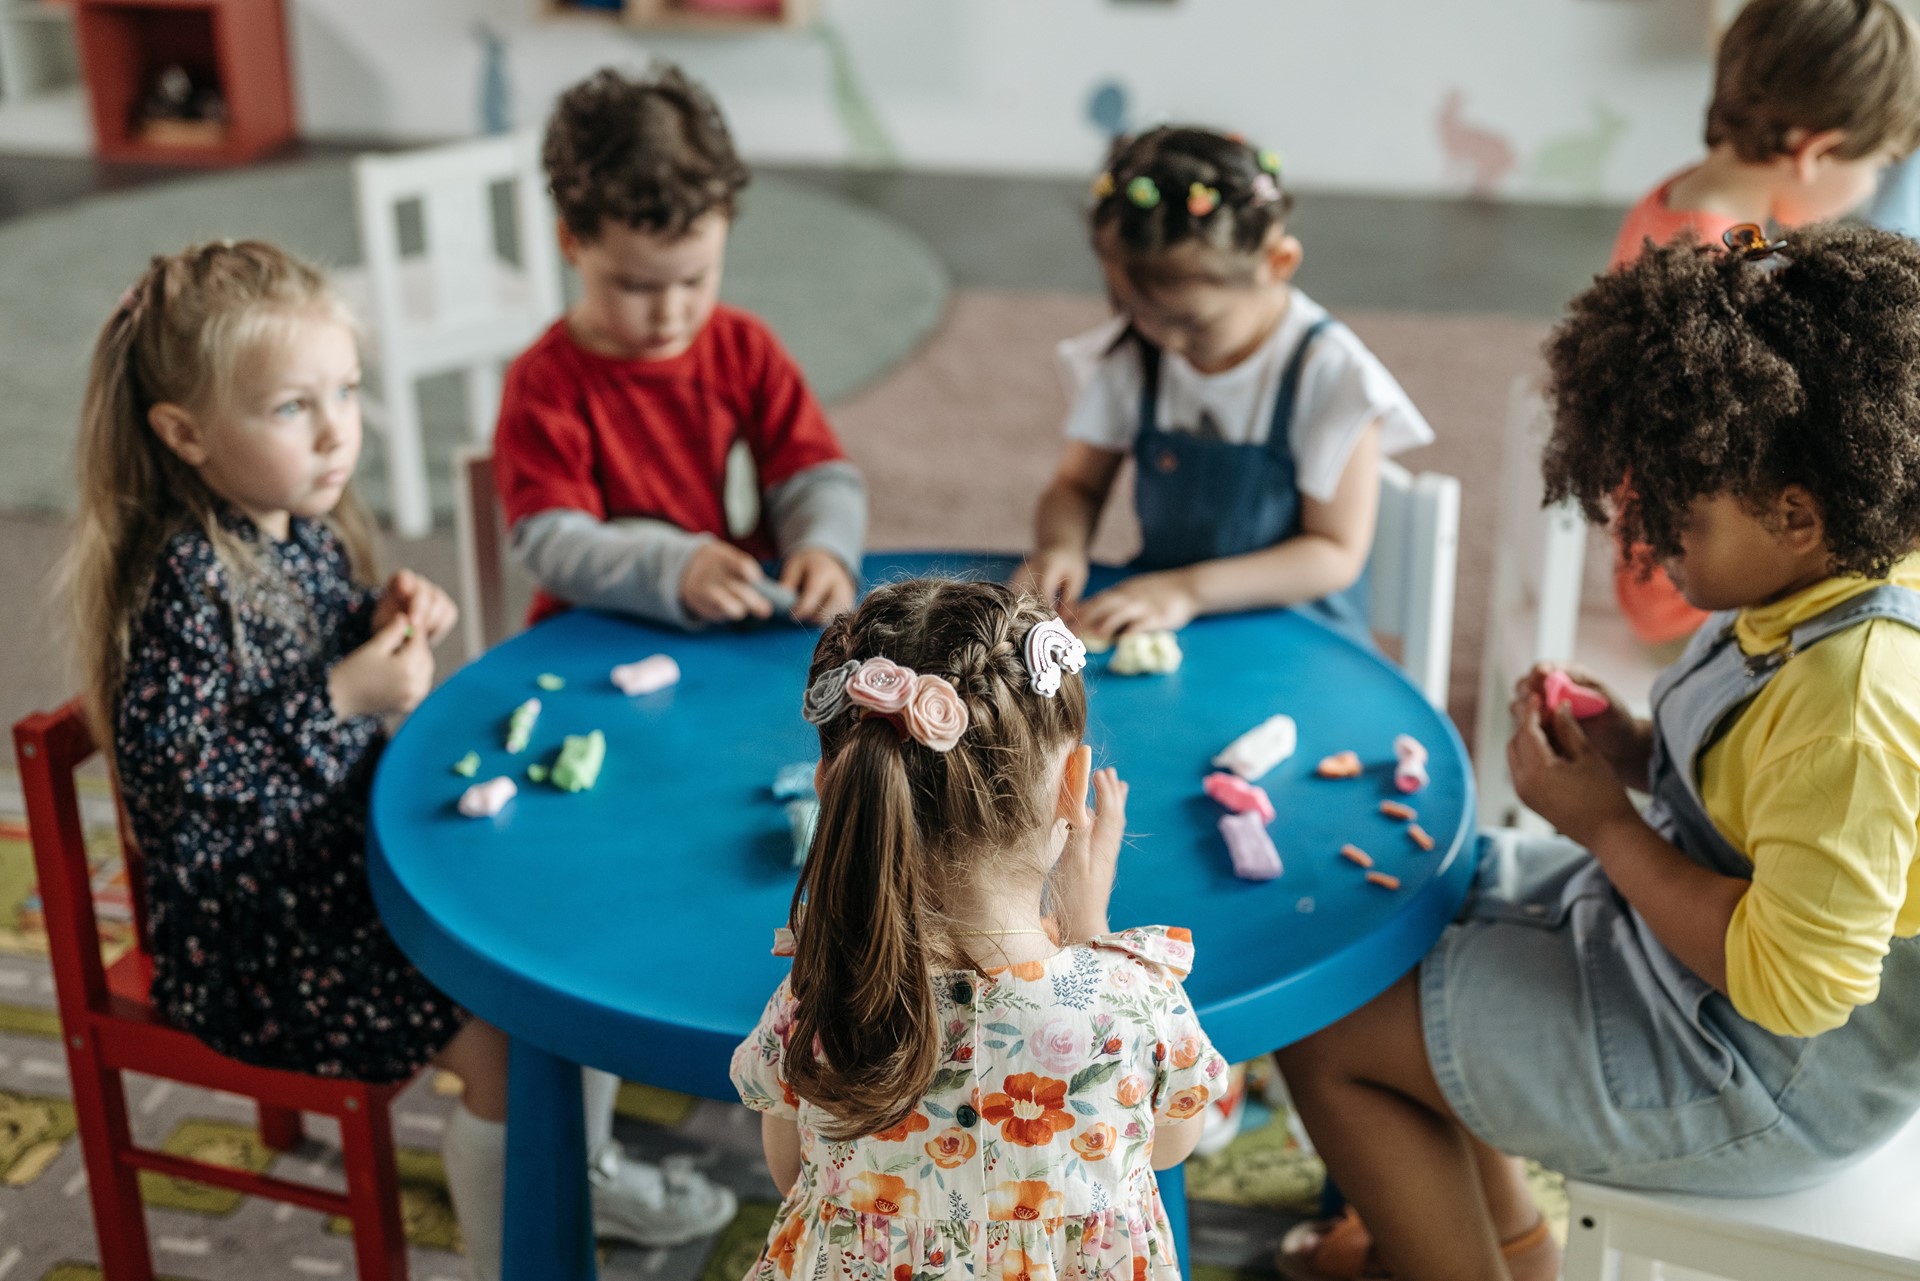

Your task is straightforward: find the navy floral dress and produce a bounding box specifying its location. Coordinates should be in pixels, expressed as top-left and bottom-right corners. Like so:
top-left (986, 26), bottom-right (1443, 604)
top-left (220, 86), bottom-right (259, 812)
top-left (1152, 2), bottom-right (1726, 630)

top-left (113, 510), bottom-right (466, 1082)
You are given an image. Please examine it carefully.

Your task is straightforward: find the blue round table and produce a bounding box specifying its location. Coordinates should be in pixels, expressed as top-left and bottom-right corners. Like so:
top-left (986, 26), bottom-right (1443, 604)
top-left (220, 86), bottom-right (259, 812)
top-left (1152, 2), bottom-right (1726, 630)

top-left (368, 554), bottom-right (1477, 1280)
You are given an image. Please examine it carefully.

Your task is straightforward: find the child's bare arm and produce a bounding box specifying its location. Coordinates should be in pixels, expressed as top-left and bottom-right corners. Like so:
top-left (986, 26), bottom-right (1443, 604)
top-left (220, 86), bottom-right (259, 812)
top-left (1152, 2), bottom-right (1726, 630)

top-left (1016, 444), bottom-right (1126, 606)
top-left (1510, 697), bottom-right (1745, 994)
top-left (760, 1114), bottom-right (803, 1197)
top-left (1075, 424), bottom-right (1380, 636)
top-left (1150, 1116), bottom-right (1206, 1170)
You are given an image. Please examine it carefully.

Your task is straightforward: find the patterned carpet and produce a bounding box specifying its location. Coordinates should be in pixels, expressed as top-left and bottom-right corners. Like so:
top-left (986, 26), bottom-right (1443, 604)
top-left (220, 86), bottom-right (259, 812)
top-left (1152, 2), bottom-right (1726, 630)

top-left (0, 769), bottom-right (1570, 1281)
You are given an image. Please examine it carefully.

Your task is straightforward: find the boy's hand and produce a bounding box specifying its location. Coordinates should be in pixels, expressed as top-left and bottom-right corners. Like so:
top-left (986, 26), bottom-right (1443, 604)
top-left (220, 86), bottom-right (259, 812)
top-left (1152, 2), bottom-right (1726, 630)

top-left (1076, 571), bottom-right (1199, 638)
top-left (1052, 757), bottom-right (1129, 941)
top-left (1514, 663), bottom-right (1651, 788)
top-left (780, 548), bottom-right (856, 624)
top-left (1013, 548), bottom-right (1091, 608)
top-left (329, 614), bottom-right (435, 720)
top-left (372, 569), bottom-right (459, 646)
top-left (680, 542), bottom-right (775, 623)
top-left (1507, 696), bottom-right (1640, 847)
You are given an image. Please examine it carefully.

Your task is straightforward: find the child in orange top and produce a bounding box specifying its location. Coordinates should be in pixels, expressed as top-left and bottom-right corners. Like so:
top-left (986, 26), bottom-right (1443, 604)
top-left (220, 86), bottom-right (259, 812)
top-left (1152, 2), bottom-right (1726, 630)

top-left (1609, 0), bottom-right (1920, 645)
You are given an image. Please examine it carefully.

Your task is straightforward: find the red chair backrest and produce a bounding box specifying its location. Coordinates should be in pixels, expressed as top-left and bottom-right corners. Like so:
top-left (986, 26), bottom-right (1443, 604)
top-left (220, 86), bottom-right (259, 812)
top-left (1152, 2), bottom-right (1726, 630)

top-left (14, 700), bottom-right (122, 1028)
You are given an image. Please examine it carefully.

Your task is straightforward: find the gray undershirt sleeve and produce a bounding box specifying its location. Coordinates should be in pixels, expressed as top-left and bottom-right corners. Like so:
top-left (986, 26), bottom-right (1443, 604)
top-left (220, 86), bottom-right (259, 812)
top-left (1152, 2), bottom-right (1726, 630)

top-left (510, 508), bottom-right (708, 630)
top-left (764, 461), bottom-right (868, 577)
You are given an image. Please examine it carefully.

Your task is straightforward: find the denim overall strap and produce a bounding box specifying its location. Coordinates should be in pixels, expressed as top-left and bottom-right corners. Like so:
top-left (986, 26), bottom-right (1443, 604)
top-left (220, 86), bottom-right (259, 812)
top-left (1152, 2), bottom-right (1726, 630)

top-left (1642, 583), bottom-right (1920, 875)
top-left (1128, 318), bottom-right (1372, 645)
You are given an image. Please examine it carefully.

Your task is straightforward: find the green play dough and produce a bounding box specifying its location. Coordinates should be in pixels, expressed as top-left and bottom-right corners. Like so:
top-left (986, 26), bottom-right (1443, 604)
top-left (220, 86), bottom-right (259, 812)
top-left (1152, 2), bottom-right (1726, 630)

top-left (505, 698), bottom-right (540, 753)
top-left (536, 673), bottom-right (565, 691)
top-left (527, 764), bottom-right (549, 783)
top-left (451, 751), bottom-right (480, 777)
top-left (551, 730), bottom-right (606, 793)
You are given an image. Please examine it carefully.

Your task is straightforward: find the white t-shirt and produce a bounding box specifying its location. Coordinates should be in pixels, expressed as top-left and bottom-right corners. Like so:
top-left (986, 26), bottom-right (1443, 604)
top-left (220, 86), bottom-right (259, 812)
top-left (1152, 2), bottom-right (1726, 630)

top-left (1056, 290), bottom-right (1433, 503)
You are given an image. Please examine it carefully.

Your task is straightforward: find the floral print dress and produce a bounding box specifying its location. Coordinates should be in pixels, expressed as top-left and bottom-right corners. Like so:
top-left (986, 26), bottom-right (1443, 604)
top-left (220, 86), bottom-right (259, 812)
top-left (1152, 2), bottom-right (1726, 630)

top-left (731, 926), bottom-right (1227, 1281)
top-left (113, 512), bottom-right (466, 1083)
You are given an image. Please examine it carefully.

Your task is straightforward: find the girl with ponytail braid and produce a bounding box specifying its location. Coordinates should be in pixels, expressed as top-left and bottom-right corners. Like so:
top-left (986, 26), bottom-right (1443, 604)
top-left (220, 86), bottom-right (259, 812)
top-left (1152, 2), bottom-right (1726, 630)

top-left (732, 578), bottom-right (1227, 1281)
top-left (1017, 125), bottom-right (1434, 651)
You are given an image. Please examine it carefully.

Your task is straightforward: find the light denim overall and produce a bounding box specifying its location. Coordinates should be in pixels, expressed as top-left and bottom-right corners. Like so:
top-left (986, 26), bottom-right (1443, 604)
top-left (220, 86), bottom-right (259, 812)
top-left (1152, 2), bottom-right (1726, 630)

top-left (1127, 318), bottom-right (1373, 648)
top-left (1422, 585), bottom-right (1920, 1192)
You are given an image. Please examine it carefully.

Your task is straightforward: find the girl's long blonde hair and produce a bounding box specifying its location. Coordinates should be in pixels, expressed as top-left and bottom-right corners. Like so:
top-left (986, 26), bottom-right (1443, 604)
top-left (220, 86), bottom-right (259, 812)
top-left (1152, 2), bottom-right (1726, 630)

top-left (63, 239), bottom-right (378, 743)
top-left (789, 580), bottom-right (1089, 1139)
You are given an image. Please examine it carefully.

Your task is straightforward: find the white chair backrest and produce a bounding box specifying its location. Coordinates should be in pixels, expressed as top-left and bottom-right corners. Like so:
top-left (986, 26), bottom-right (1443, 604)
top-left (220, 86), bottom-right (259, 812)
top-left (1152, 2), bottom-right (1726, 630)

top-left (353, 132), bottom-right (563, 538)
top-left (1369, 459), bottom-right (1461, 709)
top-left (352, 131), bottom-right (561, 362)
top-left (453, 447), bottom-right (510, 661)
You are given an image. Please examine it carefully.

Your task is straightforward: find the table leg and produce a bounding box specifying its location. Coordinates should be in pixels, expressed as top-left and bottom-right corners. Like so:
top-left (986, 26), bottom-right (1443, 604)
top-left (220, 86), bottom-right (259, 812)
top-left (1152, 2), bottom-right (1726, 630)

top-left (1160, 1162), bottom-right (1190, 1270)
top-left (505, 1036), bottom-right (596, 1281)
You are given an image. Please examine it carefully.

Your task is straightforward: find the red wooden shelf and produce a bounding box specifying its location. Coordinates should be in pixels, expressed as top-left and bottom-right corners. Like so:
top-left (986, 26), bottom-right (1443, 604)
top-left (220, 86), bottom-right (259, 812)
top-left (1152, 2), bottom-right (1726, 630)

top-left (74, 0), bottom-right (293, 165)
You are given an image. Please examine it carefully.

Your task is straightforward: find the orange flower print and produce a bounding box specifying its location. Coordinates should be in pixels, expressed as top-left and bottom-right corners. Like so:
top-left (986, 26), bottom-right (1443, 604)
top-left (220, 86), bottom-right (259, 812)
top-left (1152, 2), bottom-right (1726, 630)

top-left (1005, 959), bottom-right (1047, 981)
top-left (872, 1109), bottom-right (930, 1143)
top-left (987, 1179), bottom-right (1064, 1222)
top-left (895, 1267), bottom-right (914, 1281)
top-left (1133, 1255), bottom-right (1148, 1281)
top-left (925, 1126), bottom-right (977, 1169)
top-left (849, 1171), bottom-right (918, 1216)
top-left (1171, 1033), bottom-right (1203, 1069)
top-left (1070, 1122), bottom-right (1117, 1161)
top-left (979, 1073), bottom-right (1075, 1147)
top-left (1163, 1086), bottom-right (1208, 1120)
top-left (767, 1212), bottom-right (808, 1277)
top-left (1001, 1247), bottom-right (1045, 1281)
top-left (1167, 927), bottom-right (1192, 943)
top-left (781, 1077), bottom-right (799, 1109)
top-left (1116, 1074), bottom-right (1148, 1108)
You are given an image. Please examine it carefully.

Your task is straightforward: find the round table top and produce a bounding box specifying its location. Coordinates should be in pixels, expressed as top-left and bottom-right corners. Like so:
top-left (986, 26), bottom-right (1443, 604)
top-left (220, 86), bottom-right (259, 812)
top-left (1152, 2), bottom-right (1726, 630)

top-left (369, 554), bottom-right (1476, 1097)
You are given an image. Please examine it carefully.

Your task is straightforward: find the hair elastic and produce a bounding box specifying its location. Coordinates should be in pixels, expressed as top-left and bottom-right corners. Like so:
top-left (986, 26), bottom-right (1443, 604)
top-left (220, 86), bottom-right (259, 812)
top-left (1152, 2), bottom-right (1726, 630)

top-left (1723, 223), bottom-right (1788, 264)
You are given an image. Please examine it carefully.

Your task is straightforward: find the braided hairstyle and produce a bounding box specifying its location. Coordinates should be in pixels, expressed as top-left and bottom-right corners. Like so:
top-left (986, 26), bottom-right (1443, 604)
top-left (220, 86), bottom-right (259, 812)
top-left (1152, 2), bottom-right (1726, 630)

top-left (1543, 223), bottom-right (1920, 577)
top-left (543, 62), bottom-right (751, 240)
top-left (786, 579), bottom-right (1088, 1139)
top-left (1091, 126), bottom-right (1294, 287)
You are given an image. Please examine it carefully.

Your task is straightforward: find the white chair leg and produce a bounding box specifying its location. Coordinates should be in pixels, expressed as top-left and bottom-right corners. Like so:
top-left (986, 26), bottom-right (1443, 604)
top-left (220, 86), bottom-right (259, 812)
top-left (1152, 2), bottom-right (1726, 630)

top-left (383, 373), bottom-right (432, 539)
top-left (465, 361), bottom-right (503, 443)
top-left (1563, 1198), bottom-right (1609, 1281)
top-left (1617, 1255), bottom-right (1662, 1281)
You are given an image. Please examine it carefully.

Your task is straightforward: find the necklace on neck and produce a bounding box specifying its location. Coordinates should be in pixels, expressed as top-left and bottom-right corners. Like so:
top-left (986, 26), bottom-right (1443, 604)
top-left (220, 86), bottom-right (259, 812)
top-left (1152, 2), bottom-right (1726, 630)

top-left (951, 928), bottom-right (1053, 939)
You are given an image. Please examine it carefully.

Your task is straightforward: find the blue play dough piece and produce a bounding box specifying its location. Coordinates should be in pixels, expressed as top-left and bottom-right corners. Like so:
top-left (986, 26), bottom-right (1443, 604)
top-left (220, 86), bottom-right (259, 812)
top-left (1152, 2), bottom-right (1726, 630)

top-left (772, 761), bottom-right (818, 801)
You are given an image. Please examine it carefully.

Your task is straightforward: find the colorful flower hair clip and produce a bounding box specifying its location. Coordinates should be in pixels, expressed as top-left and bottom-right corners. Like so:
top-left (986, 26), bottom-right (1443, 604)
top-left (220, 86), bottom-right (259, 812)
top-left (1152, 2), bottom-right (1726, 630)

top-left (803, 656), bottom-right (970, 752)
top-left (1024, 617), bottom-right (1088, 698)
top-left (1722, 223), bottom-right (1788, 263)
top-left (1091, 171), bottom-right (1117, 201)
top-left (1258, 149), bottom-right (1284, 176)
top-left (1249, 173), bottom-right (1283, 207)
top-left (1126, 175), bottom-right (1161, 209)
top-left (1187, 183), bottom-right (1221, 217)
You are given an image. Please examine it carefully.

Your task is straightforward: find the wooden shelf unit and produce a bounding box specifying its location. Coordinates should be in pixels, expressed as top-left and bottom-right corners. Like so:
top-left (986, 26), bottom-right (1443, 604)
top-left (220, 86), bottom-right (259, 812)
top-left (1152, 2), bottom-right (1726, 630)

top-left (74, 0), bottom-right (293, 165)
top-left (542, 0), bottom-right (817, 33)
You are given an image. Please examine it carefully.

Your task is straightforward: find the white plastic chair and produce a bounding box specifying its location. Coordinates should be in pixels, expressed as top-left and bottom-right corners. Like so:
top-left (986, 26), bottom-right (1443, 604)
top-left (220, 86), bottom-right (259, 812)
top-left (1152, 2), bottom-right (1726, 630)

top-left (1370, 459), bottom-right (1462, 709)
top-left (349, 131), bottom-right (563, 539)
top-left (1476, 377), bottom-right (1663, 829)
top-left (1564, 1108), bottom-right (1920, 1281)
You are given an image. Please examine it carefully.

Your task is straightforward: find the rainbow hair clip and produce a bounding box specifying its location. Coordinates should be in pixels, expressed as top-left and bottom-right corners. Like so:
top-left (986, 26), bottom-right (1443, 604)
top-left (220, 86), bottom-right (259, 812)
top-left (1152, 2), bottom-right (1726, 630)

top-left (1126, 175), bottom-right (1161, 209)
top-left (1188, 183), bottom-right (1221, 217)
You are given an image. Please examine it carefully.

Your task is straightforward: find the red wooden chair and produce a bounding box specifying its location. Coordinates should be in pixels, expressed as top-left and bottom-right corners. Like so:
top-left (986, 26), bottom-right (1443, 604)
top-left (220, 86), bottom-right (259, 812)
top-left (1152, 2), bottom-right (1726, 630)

top-left (14, 700), bottom-right (411, 1280)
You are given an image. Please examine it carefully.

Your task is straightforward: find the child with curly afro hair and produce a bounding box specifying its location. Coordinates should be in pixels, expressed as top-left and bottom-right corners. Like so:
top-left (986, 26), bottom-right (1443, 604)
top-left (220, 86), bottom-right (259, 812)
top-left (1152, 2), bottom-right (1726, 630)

top-left (1274, 223), bottom-right (1920, 1281)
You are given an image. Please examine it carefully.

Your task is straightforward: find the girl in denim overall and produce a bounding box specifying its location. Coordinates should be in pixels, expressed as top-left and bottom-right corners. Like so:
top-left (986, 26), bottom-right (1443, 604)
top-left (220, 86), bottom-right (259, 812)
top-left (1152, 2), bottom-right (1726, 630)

top-left (1019, 127), bottom-right (1433, 650)
top-left (1275, 224), bottom-right (1920, 1281)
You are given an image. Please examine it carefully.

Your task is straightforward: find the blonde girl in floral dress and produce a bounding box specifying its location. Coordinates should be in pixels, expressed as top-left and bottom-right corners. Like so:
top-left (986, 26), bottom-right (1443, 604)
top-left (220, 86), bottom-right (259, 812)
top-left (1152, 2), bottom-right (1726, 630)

top-left (731, 579), bottom-right (1228, 1281)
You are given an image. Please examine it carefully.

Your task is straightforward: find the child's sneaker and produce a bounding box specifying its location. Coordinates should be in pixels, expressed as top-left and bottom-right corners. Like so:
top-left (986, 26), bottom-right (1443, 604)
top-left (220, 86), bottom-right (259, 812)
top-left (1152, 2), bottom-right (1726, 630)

top-left (1192, 1065), bottom-right (1248, 1158)
top-left (589, 1143), bottom-right (737, 1247)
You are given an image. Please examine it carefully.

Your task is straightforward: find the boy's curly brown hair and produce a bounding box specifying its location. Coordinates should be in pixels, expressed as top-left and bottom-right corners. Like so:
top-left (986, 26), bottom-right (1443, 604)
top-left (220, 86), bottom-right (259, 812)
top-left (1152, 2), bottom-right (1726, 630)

top-left (1543, 223), bottom-right (1920, 579)
top-left (543, 63), bottom-right (750, 241)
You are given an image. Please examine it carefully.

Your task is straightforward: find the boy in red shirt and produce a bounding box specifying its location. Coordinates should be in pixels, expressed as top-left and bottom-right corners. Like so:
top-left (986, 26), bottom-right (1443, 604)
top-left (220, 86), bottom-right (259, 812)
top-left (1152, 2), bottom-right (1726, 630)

top-left (1607, 0), bottom-right (1920, 647)
top-left (496, 64), bottom-right (865, 628)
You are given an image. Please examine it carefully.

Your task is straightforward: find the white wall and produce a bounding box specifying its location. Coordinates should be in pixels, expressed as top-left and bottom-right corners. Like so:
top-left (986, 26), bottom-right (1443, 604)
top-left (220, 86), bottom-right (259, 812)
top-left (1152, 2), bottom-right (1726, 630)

top-left (290, 0), bottom-right (1728, 203)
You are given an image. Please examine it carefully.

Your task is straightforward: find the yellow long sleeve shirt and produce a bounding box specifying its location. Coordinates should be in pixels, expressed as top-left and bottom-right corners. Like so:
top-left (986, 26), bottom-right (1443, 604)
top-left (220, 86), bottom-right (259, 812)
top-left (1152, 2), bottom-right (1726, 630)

top-left (1702, 555), bottom-right (1920, 1038)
